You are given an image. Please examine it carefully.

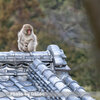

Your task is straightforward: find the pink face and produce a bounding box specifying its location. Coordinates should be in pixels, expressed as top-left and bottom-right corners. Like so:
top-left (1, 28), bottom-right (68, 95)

top-left (23, 24), bottom-right (33, 35)
top-left (27, 29), bottom-right (32, 35)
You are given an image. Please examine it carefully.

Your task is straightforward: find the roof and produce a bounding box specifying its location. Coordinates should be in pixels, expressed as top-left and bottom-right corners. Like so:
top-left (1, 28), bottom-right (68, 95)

top-left (0, 45), bottom-right (95, 100)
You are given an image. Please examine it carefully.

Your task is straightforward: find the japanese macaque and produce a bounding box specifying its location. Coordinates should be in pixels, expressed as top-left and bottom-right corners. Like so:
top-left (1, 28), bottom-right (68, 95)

top-left (18, 24), bottom-right (38, 52)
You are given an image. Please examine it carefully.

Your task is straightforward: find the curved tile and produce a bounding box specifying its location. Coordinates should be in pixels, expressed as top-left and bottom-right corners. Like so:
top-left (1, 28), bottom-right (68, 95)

top-left (6, 86), bottom-right (19, 92)
top-left (67, 95), bottom-right (80, 100)
top-left (23, 86), bottom-right (37, 92)
top-left (49, 76), bottom-right (61, 86)
top-left (20, 81), bottom-right (32, 87)
top-left (1, 81), bottom-right (14, 87)
top-left (0, 97), bottom-right (10, 100)
top-left (63, 76), bottom-right (74, 86)
top-left (43, 70), bottom-right (55, 80)
top-left (82, 95), bottom-right (95, 100)
top-left (69, 82), bottom-right (80, 91)
top-left (37, 64), bottom-right (48, 74)
top-left (16, 76), bottom-right (27, 82)
top-left (14, 96), bottom-right (30, 100)
top-left (55, 82), bottom-right (67, 91)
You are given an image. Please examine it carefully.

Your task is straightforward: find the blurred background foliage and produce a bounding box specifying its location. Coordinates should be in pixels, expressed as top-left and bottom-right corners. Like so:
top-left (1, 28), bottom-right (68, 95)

top-left (0, 0), bottom-right (99, 94)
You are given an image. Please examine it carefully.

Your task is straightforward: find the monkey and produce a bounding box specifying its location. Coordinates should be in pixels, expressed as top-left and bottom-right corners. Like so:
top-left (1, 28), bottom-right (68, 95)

top-left (18, 24), bottom-right (38, 52)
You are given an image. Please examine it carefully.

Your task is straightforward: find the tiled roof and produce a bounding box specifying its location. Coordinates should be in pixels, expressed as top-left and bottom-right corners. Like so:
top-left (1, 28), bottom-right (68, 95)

top-left (0, 45), bottom-right (95, 100)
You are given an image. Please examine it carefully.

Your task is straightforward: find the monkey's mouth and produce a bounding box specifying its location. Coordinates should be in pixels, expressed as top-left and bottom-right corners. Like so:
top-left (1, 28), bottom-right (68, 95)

top-left (27, 29), bottom-right (31, 35)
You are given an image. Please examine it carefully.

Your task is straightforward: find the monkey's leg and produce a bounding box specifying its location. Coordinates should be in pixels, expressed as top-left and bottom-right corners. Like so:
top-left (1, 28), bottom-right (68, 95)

top-left (28, 41), bottom-right (37, 52)
top-left (18, 42), bottom-right (25, 52)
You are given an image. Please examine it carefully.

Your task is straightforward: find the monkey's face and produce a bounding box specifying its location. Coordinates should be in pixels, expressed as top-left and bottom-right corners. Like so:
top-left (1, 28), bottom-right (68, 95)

top-left (23, 24), bottom-right (33, 35)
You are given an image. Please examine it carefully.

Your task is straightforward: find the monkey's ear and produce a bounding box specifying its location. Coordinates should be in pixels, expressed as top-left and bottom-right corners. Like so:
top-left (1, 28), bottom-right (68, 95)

top-left (22, 24), bottom-right (27, 28)
top-left (22, 25), bottom-right (25, 28)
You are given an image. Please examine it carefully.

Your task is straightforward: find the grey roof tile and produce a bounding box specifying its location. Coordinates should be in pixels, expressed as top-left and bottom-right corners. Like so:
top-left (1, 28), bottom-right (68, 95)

top-left (61, 88), bottom-right (72, 93)
top-left (33, 59), bottom-right (43, 68)
top-left (31, 59), bottom-right (89, 99)
top-left (0, 92), bottom-right (6, 97)
top-left (42, 77), bottom-right (50, 85)
top-left (54, 82), bottom-right (67, 91)
top-left (6, 86), bottom-right (19, 92)
top-left (82, 95), bottom-right (95, 100)
top-left (63, 76), bottom-right (74, 86)
top-left (75, 88), bottom-right (86, 96)
top-left (48, 83), bottom-right (57, 90)
top-left (14, 96), bottom-right (30, 100)
top-left (43, 70), bottom-right (55, 80)
top-left (49, 76), bottom-right (61, 85)
top-left (0, 76), bottom-right (9, 82)
top-left (15, 82), bottom-right (24, 88)
top-left (35, 97), bottom-right (47, 100)
top-left (60, 97), bottom-right (66, 100)
top-left (20, 81), bottom-right (32, 87)
top-left (47, 45), bottom-right (62, 56)
top-left (16, 76), bottom-right (28, 81)
top-left (9, 77), bottom-right (19, 83)
top-left (1, 81), bottom-right (14, 87)
top-left (0, 84), bottom-right (5, 89)
top-left (67, 95), bottom-right (80, 100)
top-left (36, 71), bottom-right (44, 78)
top-left (0, 45), bottom-right (95, 100)
top-left (0, 97), bottom-right (11, 100)
top-left (69, 82), bottom-right (80, 91)
top-left (37, 64), bottom-right (49, 74)
top-left (23, 86), bottom-right (37, 92)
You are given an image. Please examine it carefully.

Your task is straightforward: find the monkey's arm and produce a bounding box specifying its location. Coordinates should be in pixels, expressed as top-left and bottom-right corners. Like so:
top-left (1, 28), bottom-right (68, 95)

top-left (33, 34), bottom-right (38, 51)
top-left (27, 40), bottom-right (36, 52)
top-left (28, 35), bottom-right (38, 52)
top-left (18, 32), bottom-right (24, 45)
top-left (33, 34), bottom-right (38, 45)
top-left (18, 32), bottom-right (25, 52)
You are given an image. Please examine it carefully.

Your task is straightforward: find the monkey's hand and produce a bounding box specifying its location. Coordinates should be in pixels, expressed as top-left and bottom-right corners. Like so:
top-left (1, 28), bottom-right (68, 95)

top-left (24, 43), bottom-right (28, 48)
top-left (23, 43), bottom-right (28, 51)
